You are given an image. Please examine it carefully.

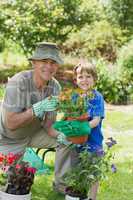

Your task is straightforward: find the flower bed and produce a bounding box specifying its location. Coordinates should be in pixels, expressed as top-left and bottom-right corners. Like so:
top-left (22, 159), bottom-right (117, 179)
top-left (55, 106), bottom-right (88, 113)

top-left (0, 153), bottom-right (36, 195)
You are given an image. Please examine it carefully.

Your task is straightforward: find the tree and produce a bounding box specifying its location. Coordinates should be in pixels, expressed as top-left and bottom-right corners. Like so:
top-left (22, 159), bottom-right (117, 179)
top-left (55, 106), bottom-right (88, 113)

top-left (0, 0), bottom-right (92, 58)
top-left (106, 0), bottom-right (133, 35)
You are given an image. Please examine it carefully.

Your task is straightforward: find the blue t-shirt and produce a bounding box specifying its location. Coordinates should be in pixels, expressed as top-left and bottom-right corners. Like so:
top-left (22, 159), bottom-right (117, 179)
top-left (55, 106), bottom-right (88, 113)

top-left (72, 89), bottom-right (105, 152)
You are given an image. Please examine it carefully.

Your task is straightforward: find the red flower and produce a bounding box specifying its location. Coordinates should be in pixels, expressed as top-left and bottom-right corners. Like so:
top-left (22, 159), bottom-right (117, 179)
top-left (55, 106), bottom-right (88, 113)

top-left (26, 167), bottom-right (36, 174)
top-left (0, 153), bottom-right (36, 195)
top-left (6, 153), bottom-right (16, 165)
top-left (0, 153), bottom-right (4, 164)
top-left (16, 164), bottom-right (21, 169)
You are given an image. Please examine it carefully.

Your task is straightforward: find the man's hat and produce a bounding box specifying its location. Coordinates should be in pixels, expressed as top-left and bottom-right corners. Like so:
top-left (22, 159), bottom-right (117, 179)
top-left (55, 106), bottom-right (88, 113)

top-left (29, 42), bottom-right (63, 64)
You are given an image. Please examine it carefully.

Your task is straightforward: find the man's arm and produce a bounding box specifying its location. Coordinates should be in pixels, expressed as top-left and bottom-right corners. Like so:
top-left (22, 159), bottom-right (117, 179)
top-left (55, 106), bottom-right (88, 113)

top-left (5, 96), bottom-right (59, 130)
top-left (5, 108), bottom-right (34, 130)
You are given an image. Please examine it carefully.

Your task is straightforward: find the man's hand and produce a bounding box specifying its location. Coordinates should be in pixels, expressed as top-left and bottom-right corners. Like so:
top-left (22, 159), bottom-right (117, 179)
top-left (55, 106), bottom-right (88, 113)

top-left (32, 96), bottom-right (58, 119)
top-left (57, 132), bottom-right (72, 146)
top-left (53, 120), bottom-right (91, 137)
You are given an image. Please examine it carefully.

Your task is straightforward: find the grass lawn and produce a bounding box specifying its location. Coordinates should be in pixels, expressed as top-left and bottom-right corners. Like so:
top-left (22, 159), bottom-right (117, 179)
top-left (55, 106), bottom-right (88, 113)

top-left (103, 110), bottom-right (133, 131)
top-left (32, 110), bottom-right (133, 200)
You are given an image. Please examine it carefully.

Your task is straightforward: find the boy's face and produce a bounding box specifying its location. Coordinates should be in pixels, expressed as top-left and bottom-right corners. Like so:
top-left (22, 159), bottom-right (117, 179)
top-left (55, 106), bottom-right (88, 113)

top-left (76, 69), bottom-right (95, 92)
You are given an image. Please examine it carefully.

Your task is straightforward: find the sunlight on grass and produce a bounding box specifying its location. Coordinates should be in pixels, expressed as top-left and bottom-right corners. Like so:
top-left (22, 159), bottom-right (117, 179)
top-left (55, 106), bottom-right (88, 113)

top-left (99, 161), bottom-right (133, 199)
top-left (103, 110), bottom-right (133, 131)
top-left (32, 174), bottom-right (64, 200)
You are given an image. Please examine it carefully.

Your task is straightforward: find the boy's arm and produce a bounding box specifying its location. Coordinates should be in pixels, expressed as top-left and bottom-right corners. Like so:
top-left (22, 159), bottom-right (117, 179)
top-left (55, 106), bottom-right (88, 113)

top-left (89, 116), bottom-right (101, 128)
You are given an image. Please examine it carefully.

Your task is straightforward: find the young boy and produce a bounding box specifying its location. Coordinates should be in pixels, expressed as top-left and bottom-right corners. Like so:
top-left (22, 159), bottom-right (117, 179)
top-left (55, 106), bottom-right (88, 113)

top-left (40, 60), bottom-right (104, 197)
top-left (73, 62), bottom-right (105, 200)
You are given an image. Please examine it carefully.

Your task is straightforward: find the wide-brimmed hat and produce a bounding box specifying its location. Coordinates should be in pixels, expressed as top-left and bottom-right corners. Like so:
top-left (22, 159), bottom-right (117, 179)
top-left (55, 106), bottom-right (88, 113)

top-left (29, 42), bottom-right (63, 64)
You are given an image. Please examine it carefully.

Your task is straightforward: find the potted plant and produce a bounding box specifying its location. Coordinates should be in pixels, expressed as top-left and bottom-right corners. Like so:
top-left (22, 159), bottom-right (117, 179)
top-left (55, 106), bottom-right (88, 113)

top-left (58, 88), bottom-right (89, 121)
top-left (0, 153), bottom-right (36, 200)
top-left (64, 137), bottom-right (117, 200)
top-left (55, 87), bottom-right (93, 144)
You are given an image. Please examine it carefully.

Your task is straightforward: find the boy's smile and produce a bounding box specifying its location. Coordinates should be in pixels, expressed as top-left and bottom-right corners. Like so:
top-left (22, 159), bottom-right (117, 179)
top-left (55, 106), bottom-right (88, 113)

top-left (76, 70), bottom-right (94, 92)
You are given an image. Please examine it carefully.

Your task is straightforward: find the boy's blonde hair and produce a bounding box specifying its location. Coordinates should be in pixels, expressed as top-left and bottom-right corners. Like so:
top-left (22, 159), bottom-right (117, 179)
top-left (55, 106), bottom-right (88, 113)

top-left (73, 62), bottom-right (98, 82)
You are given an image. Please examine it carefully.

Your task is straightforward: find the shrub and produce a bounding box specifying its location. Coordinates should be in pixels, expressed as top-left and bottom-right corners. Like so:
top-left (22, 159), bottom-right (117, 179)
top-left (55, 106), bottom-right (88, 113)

top-left (0, 153), bottom-right (36, 195)
top-left (96, 58), bottom-right (132, 104)
top-left (64, 20), bottom-right (126, 62)
top-left (64, 137), bottom-right (117, 198)
top-left (0, 64), bottom-right (31, 83)
top-left (117, 39), bottom-right (133, 77)
top-left (116, 40), bottom-right (133, 103)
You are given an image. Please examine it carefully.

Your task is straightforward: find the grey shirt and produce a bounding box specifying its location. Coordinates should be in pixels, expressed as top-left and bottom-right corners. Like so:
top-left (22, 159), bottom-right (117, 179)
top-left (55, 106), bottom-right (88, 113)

top-left (0, 70), bottom-right (61, 140)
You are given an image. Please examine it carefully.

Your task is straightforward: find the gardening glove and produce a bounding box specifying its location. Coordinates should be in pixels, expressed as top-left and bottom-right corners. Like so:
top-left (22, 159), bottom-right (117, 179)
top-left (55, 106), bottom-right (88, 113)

top-left (32, 96), bottom-right (59, 119)
top-left (53, 120), bottom-right (91, 137)
top-left (57, 132), bottom-right (72, 146)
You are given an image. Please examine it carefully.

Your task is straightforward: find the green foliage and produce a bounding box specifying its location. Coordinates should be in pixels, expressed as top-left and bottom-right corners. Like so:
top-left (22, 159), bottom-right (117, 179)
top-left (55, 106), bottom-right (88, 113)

top-left (0, 35), bottom-right (6, 52)
top-left (0, 64), bottom-right (30, 83)
top-left (106, 0), bottom-right (133, 35)
top-left (116, 40), bottom-right (133, 103)
top-left (64, 20), bottom-right (125, 62)
top-left (0, 173), bottom-right (7, 186)
top-left (64, 142), bottom-right (116, 197)
top-left (0, 6), bottom-right (7, 52)
top-left (117, 39), bottom-right (133, 74)
top-left (0, 0), bottom-right (92, 57)
top-left (0, 85), bottom-right (5, 99)
top-left (58, 88), bottom-right (88, 118)
top-left (96, 58), bottom-right (132, 104)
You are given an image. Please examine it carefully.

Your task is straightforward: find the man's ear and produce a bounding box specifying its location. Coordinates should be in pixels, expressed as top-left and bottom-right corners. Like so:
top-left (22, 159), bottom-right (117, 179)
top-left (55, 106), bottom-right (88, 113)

top-left (73, 78), bottom-right (77, 86)
top-left (31, 60), bottom-right (36, 68)
top-left (32, 60), bottom-right (36, 65)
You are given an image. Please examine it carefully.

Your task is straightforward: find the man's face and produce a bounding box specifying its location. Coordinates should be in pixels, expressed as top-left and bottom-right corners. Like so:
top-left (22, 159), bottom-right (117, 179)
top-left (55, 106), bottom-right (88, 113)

top-left (33, 59), bottom-right (59, 81)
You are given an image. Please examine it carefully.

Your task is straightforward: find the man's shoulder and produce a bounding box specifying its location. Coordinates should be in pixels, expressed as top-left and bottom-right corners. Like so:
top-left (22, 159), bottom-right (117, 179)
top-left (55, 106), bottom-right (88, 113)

top-left (7, 70), bottom-right (33, 90)
top-left (8, 70), bottom-right (32, 82)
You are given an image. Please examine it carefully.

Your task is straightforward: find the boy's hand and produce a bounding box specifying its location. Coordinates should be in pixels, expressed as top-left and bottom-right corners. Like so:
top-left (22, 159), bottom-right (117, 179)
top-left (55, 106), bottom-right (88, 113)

top-left (32, 96), bottom-right (58, 119)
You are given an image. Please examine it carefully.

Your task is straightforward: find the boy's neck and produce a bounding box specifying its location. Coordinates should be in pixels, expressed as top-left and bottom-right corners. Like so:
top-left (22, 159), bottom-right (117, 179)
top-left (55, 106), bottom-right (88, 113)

top-left (84, 88), bottom-right (94, 94)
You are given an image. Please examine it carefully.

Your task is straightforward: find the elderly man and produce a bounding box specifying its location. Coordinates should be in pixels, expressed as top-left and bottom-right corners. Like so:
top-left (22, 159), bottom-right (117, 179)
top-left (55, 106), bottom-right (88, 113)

top-left (0, 42), bottom-right (75, 194)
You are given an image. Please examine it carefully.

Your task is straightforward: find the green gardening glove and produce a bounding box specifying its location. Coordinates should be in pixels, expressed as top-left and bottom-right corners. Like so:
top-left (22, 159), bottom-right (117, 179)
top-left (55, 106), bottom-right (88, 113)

top-left (57, 132), bottom-right (72, 146)
top-left (32, 96), bottom-right (59, 119)
top-left (79, 121), bottom-right (91, 136)
top-left (53, 120), bottom-right (91, 137)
